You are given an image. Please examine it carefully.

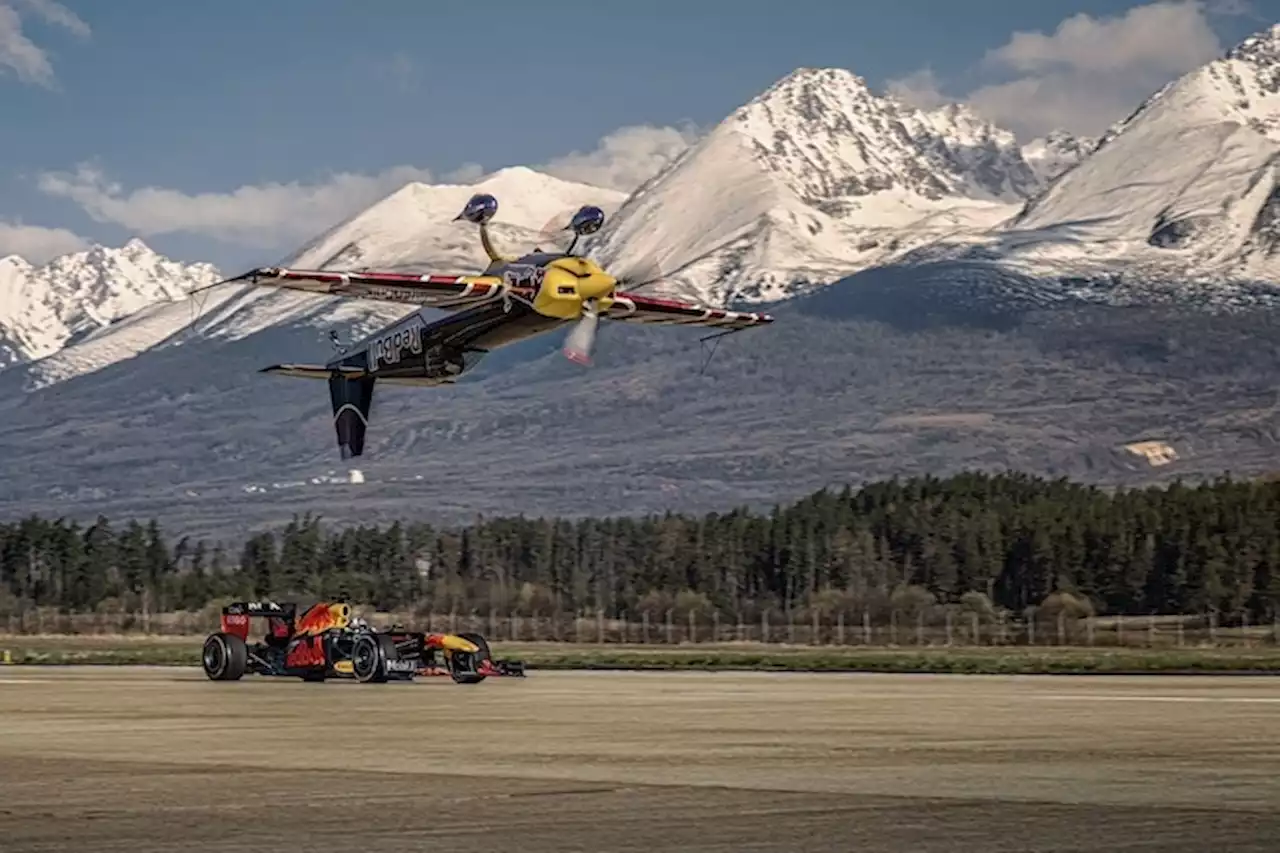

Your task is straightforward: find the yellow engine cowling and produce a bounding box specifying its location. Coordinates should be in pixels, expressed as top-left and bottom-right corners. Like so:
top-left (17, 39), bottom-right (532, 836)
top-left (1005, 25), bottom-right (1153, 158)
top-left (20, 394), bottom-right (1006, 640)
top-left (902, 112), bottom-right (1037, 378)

top-left (531, 257), bottom-right (616, 320)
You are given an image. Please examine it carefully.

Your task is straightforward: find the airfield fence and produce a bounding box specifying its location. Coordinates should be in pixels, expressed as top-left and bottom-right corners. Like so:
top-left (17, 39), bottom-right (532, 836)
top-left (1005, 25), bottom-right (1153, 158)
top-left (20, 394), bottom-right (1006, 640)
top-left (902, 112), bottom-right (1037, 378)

top-left (3, 607), bottom-right (1278, 649)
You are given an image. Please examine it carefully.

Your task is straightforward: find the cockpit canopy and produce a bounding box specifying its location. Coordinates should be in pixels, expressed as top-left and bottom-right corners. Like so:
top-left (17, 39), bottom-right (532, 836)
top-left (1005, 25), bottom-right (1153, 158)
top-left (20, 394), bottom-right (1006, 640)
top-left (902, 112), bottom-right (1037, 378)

top-left (570, 205), bottom-right (606, 236)
top-left (457, 193), bottom-right (498, 225)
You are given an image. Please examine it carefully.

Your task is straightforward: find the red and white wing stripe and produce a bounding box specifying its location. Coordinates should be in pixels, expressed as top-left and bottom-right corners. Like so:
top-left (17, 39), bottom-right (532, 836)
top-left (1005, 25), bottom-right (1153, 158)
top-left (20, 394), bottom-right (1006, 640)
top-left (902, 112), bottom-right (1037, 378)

top-left (606, 292), bottom-right (773, 331)
top-left (224, 267), bottom-right (508, 310)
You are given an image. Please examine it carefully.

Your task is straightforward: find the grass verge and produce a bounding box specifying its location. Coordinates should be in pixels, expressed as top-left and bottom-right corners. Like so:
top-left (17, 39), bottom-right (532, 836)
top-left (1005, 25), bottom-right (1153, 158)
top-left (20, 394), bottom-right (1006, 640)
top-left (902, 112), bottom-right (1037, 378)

top-left (1, 635), bottom-right (1278, 673)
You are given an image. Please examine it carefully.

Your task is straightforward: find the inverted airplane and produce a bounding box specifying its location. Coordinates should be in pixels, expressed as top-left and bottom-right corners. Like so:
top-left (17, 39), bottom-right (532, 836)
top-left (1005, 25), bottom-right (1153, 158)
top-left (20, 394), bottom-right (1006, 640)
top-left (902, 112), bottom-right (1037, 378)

top-left (205, 194), bottom-right (774, 459)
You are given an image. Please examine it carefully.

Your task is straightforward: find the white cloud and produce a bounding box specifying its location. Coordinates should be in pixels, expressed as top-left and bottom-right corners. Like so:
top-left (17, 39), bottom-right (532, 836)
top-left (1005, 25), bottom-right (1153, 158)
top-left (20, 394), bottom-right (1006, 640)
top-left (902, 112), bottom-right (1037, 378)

top-left (885, 68), bottom-right (949, 111)
top-left (0, 0), bottom-right (89, 87)
top-left (981, 1), bottom-right (1220, 75)
top-left (37, 163), bottom-right (437, 247)
top-left (17, 0), bottom-right (90, 38)
top-left (442, 162), bottom-right (485, 183)
top-left (0, 220), bottom-right (87, 263)
top-left (35, 123), bottom-right (697, 252)
top-left (887, 1), bottom-right (1226, 138)
top-left (536, 124), bottom-right (699, 192)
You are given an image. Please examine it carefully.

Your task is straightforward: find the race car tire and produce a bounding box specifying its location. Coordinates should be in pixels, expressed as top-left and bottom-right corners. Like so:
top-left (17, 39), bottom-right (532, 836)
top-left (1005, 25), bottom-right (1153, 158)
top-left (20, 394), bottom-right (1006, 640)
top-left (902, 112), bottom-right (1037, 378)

top-left (449, 631), bottom-right (492, 684)
top-left (202, 632), bottom-right (247, 681)
top-left (351, 633), bottom-right (400, 683)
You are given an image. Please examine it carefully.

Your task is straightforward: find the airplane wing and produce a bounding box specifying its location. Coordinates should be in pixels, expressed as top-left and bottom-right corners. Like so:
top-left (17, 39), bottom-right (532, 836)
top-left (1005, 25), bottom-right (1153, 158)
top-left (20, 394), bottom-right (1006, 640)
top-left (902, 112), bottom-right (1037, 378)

top-left (605, 292), bottom-right (774, 331)
top-left (218, 266), bottom-right (511, 311)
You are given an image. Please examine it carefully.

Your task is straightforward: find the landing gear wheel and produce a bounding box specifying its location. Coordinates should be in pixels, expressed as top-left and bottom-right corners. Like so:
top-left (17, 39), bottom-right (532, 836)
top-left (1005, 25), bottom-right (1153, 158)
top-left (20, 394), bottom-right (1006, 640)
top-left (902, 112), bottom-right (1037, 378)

top-left (448, 632), bottom-right (492, 684)
top-left (351, 633), bottom-right (400, 683)
top-left (202, 632), bottom-right (247, 681)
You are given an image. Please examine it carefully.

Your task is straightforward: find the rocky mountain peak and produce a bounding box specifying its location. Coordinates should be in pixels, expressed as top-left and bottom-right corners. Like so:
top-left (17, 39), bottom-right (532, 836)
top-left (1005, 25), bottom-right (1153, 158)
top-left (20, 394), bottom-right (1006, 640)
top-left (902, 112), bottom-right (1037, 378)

top-left (721, 66), bottom-right (1039, 207)
top-left (1225, 23), bottom-right (1280, 67)
top-left (0, 240), bottom-right (219, 366)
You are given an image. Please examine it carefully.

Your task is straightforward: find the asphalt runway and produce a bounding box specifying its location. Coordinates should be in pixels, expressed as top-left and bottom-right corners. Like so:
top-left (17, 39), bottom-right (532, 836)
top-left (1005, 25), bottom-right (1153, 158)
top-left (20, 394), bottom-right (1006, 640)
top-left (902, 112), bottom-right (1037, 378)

top-left (0, 668), bottom-right (1277, 852)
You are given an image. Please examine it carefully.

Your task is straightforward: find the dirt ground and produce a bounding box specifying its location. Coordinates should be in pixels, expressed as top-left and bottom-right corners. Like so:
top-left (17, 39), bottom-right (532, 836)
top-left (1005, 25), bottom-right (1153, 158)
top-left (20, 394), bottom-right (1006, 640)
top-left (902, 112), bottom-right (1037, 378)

top-left (0, 668), bottom-right (1277, 852)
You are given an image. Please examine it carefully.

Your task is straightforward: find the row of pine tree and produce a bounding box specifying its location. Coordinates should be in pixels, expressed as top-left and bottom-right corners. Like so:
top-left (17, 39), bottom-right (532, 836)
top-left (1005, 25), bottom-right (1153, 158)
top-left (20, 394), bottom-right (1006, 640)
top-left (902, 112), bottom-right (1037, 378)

top-left (2, 472), bottom-right (1277, 622)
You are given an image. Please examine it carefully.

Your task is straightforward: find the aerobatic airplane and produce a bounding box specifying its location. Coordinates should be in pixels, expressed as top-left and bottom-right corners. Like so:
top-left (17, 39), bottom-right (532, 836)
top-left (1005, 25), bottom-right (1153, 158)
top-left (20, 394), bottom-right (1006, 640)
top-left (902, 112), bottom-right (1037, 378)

top-left (203, 194), bottom-right (774, 459)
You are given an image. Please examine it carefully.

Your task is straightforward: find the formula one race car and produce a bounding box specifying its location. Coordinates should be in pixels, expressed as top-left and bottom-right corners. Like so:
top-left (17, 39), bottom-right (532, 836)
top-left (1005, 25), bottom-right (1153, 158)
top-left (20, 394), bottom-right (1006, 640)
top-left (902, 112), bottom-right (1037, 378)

top-left (201, 600), bottom-right (525, 684)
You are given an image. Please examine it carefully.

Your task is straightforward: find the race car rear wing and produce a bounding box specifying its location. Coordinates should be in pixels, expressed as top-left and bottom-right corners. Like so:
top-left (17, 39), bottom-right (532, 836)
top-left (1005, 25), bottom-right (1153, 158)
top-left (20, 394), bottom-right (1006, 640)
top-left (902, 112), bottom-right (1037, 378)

top-left (219, 601), bottom-right (297, 640)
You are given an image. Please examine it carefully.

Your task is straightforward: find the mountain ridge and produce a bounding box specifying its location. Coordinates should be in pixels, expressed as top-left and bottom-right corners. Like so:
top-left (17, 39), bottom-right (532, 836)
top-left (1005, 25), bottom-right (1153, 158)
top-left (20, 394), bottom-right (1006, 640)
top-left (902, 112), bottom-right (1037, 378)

top-left (0, 58), bottom-right (1106, 364)
top-left (0, 238), bottom-right (219, 367)
top-left (591, 65), bottom-right (1065, 306)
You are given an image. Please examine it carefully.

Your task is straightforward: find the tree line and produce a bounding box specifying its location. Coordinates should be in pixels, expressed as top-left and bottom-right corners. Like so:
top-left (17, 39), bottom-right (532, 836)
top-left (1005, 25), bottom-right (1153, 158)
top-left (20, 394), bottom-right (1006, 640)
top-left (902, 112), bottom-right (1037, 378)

top-left (2, 472), bottom-right (1277, 624)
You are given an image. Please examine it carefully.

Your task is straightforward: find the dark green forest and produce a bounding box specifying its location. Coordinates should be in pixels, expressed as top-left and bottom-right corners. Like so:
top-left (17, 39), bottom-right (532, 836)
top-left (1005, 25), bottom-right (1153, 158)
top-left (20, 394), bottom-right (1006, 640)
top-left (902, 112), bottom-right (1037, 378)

top-left (2, 472), bottom-right (1278, 622)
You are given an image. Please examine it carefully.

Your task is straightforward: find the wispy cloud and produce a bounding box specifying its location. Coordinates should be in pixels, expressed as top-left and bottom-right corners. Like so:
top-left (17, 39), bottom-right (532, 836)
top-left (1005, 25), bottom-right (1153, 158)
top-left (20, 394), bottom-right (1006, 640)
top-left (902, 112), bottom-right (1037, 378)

top-left (37, 163), bottom-right (438, 248)
top-left (0, 0), bottom-right (89, 88)
top-left (885, 68), bottom-right (948, 110)
top-left (0, 220), bottom-right (88, 263)
top-left (536, 123), bottom-right (700, 192)
top-left (887, 1), bottom-right (1226, 138)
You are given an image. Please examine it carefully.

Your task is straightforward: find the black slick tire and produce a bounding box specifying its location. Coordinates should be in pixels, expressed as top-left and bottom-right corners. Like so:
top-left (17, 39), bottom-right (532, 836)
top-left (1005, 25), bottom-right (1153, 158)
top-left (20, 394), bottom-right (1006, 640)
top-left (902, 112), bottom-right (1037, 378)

top-left (351, 633), bottom-right (400, 683)
top-left (202, 632), bottom-right (247, 681)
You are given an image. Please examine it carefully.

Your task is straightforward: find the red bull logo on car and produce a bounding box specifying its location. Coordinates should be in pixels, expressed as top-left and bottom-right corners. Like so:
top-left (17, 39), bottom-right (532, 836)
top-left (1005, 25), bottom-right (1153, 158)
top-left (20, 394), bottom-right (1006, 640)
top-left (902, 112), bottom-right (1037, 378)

top-left (293, 602), bottom-right (352, 636)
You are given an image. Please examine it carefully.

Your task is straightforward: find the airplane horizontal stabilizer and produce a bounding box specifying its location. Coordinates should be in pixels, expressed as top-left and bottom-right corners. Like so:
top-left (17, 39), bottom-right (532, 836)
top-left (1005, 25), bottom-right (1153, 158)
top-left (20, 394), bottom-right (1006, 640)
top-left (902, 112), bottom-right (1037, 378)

top-left (259, 364), bottom-right (367, 380)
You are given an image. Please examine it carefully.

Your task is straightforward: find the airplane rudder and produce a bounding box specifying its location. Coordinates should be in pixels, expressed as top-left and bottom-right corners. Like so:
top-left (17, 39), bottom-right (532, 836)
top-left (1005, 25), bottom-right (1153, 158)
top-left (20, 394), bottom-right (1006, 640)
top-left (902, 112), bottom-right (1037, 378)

top-left (328, 372), bottom-right (376, 459)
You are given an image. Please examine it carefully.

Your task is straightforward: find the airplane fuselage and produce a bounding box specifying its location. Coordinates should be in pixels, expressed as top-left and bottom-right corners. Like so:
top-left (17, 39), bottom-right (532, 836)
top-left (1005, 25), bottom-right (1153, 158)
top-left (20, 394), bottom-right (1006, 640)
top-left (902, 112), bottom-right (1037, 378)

top-left (329, 250), bottom-right (595, 387)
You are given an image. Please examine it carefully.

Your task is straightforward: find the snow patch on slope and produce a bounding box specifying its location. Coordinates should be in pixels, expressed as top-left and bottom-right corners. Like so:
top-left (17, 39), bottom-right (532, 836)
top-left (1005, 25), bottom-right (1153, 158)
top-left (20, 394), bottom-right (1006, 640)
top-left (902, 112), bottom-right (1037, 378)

top-left (1020, 131), bottom-right (1097, 184)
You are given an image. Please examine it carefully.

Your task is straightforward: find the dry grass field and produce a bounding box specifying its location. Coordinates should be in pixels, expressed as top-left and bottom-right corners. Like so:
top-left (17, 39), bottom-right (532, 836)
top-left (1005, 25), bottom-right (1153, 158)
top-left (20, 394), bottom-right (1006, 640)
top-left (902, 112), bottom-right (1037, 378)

top-left (4, 633), bottom-right (1279, 673)
top-left (0, 667), bottom-right (1277, 851)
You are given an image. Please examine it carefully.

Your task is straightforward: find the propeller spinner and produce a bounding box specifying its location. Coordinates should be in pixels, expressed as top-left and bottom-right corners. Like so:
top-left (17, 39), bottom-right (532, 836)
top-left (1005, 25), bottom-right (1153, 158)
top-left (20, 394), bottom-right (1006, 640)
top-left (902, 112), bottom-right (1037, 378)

top-left (540, 204), bottom-right (685, 366)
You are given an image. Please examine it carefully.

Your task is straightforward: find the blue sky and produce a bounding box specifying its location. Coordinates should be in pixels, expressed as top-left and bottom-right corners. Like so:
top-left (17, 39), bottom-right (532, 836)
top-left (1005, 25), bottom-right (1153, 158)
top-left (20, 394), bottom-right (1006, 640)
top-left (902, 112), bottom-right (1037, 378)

top-left (1, 0), bottom-right (1273, 268)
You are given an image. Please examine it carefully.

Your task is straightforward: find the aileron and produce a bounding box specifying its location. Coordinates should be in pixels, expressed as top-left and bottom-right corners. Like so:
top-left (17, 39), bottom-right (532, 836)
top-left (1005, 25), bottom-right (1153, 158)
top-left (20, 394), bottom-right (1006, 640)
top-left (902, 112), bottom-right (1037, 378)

top-left (225, 266), bottom-right (510, 310)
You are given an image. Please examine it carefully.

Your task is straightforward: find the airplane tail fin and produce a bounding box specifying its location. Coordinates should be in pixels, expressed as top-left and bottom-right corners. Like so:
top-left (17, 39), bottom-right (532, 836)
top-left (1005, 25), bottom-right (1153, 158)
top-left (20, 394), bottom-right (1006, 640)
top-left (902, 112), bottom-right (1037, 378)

top-left (259, 364), bottom-right (375, 458)
top-left (329, 373), bottom-right (376, 459)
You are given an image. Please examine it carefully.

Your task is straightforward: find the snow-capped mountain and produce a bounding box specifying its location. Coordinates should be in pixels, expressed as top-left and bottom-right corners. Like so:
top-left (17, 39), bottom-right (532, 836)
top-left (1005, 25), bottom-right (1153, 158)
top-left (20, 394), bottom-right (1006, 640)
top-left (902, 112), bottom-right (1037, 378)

top-left (0, 239), bottom-right (219, 366)
top-left (1020, 131), bottom-right (1097, 184)
top-left (591, 67), bottom-right (1043, 305)
top-left (284, 165), bottom-right (626, 273)
top-left (1000, 24), bottom-right (1280, 282)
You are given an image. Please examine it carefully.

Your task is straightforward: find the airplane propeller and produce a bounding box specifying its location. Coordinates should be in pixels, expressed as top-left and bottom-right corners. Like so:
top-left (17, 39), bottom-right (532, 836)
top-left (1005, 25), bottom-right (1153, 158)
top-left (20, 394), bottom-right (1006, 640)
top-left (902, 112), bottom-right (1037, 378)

top-left (562, 298), bottom-right (601, 365)
top-left (534, 204), bottom-right (715, 366)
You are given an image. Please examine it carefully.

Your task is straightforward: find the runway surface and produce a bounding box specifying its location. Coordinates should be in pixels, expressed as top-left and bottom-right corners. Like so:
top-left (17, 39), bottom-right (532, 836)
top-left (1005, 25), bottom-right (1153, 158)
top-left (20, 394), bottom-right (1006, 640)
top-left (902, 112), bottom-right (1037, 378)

top-left (1, 667), bottom-right (1277, 852)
